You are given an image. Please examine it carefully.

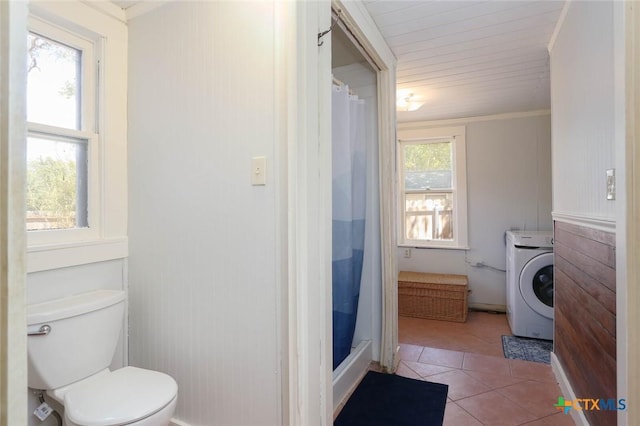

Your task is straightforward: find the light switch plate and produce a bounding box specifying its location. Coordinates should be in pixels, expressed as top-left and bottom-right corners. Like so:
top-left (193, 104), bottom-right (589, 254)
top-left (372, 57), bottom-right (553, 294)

top-left (606, 168), bottom-right (615, 200)
top-left (252, 157), bottom-right (266, 186)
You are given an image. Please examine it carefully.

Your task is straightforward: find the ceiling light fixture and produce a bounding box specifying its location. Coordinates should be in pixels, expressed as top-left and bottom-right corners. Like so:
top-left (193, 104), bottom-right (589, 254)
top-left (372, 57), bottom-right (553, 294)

top-left (396, 93), bottom-right (424, 112)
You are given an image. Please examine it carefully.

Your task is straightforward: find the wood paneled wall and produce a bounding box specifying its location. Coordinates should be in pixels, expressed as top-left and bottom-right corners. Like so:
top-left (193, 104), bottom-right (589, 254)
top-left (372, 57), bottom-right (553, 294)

top-left (554, 221), bottom-right (616, 426)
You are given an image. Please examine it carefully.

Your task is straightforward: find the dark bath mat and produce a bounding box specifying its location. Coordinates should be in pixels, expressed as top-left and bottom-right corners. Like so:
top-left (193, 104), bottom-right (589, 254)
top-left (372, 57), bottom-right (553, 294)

top-left (334, 371), bottom-right (448, 426)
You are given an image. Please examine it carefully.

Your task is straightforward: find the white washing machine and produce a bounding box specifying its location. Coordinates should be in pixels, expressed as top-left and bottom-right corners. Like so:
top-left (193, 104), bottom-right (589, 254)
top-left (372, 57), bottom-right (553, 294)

top-left (506, 231), bottom-right (554, 340)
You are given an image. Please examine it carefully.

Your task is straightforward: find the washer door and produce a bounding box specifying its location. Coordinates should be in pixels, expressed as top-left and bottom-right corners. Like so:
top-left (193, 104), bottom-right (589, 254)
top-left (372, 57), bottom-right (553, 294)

top-left (519, 252), bottom-right (554, 319)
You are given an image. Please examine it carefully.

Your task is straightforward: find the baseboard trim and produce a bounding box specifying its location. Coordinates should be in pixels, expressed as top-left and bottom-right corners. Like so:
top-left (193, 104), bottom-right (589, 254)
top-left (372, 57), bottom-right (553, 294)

top-left (469, 303), bottom-right (506, 313)
top-left (551, 352), bottom-right (589, 425)
top-left (169, 419), bottom-right (191, 426)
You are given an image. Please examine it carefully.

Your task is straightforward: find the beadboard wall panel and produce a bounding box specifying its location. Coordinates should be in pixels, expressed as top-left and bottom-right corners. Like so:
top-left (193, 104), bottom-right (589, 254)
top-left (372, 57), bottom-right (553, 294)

top-left (127, 2), bottom-right (280, 425)
top-left (554, 221), bottom-right (616, 426)
top-left (550, 0), bottom-right (616, 223)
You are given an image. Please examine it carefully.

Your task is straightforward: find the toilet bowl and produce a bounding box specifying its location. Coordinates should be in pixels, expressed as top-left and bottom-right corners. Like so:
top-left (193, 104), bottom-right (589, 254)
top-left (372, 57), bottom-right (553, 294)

top-left (48, 367), bottom-right (177, 426)
top-left (27, 290), bottom-right (178, 426)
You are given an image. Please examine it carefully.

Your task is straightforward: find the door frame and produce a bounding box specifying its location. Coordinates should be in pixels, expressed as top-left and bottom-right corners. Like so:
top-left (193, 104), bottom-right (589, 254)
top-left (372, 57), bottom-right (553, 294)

top-left (0, 2), bottom-right (28, 425)
top-left (620, 1), bottom-right (639, 424)
top-left (282, 1), bottom-right (397, 424)
top-left (332, 0), bottom-right (398, 375)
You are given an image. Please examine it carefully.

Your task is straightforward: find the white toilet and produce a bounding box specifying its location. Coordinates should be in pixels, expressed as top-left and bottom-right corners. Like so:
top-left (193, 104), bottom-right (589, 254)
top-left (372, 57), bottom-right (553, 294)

top-left (27, 290), bottom-right (178, 426)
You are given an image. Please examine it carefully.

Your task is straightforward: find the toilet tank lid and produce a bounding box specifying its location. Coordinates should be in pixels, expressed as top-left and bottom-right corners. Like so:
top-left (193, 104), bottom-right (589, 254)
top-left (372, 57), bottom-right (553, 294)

top-left (27, 290), bottom-right (125, 325)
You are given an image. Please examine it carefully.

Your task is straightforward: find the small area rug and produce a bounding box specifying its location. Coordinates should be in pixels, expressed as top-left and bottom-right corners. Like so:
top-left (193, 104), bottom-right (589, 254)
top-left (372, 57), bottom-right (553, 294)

top-left (502, 335), bottom-right (553, 364)
top-left (334, 371), bottom-right (448, 426)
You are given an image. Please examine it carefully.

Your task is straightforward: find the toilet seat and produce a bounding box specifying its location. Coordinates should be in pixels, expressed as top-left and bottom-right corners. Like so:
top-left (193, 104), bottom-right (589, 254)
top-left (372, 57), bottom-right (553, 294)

top-left (62, 367), bottom-right (177, 426)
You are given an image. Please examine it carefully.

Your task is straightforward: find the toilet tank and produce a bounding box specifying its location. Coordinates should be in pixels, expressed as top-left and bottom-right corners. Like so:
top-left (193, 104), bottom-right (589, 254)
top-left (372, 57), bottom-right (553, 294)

top-left (27, 290), bottom-right (126, 390)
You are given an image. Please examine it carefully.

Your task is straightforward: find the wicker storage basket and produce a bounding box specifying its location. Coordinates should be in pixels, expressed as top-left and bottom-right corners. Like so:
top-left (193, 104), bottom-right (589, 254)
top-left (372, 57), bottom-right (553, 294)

top-left (398, 271), bottom-right (469, 322)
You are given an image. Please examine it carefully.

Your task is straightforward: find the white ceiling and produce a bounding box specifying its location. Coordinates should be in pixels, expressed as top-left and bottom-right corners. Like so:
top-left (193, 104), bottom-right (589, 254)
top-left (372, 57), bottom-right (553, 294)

top-left (363, 0), bottom-right (566, 122)
top-left (110, 0), bottom-right (139, 9)
top-left (111, 0), bottom-right (565, 122)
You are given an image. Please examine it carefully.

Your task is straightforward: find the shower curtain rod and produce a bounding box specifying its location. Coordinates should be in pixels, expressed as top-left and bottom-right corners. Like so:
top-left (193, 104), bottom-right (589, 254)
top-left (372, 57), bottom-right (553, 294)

top-left (331, 8), bottom-right (381, 72)
top-left (332, 76), bottom-right (356, 96)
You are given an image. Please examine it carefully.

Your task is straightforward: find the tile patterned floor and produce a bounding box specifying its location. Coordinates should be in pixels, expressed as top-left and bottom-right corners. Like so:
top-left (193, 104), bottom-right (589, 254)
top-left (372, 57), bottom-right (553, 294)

top-left (397, 312), bottom-right (575, 425)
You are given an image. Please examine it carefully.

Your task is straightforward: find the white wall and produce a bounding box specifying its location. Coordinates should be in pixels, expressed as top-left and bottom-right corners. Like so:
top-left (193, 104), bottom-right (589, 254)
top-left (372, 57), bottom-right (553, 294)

top-left (397, 113), bottom-right (552, 308)
top-left (550, 1), bottom-right (616, 224)
top-left (127, 2), bottom-right (281, 425)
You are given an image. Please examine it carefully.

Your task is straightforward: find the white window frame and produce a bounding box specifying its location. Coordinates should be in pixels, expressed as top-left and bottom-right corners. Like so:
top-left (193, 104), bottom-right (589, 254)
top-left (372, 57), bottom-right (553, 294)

top-left (26, 2), bottom-right (128, 272)
top-left (27, 16), bottom-right (100, 246)
top-left (398, 126), bottom-right (468, 249)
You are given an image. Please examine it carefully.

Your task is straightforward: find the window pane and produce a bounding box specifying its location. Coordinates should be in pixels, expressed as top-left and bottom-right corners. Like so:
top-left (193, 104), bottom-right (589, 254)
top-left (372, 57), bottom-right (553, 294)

top-left (26, 136), bottom-right (88, 231)
top-left (405, 192), bottom-right (453, 241)
top-left (404, 142), bottom-right (452, 190)
top-left (27, 32), bottom-right (81, 129)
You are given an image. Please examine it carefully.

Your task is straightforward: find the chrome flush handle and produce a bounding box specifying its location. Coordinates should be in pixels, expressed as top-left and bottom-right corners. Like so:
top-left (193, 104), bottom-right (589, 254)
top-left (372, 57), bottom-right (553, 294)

top-left (28, 325), bottom-right (51, 336)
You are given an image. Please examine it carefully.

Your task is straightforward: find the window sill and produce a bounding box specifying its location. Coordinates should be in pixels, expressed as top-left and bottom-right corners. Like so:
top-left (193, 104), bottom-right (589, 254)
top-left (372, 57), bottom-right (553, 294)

top-left (27, 237), bottom-right (128, 273)
top-left (398, 244), bottom-right (470, 251)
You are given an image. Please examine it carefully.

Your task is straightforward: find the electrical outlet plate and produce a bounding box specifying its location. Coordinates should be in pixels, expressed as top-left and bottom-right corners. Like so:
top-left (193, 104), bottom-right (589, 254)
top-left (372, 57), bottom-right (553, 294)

top-left (468, 256), bottom-right (483, 267)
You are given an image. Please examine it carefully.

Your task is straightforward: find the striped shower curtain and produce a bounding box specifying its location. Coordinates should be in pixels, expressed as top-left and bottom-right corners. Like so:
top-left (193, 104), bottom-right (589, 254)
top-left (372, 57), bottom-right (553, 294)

top-left (332, 83), bottom-right (367, 370)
